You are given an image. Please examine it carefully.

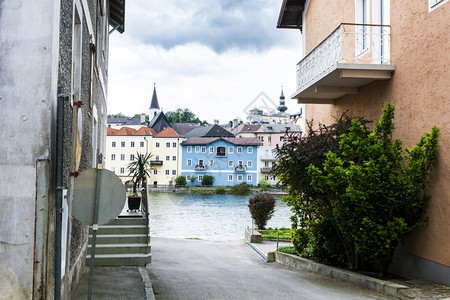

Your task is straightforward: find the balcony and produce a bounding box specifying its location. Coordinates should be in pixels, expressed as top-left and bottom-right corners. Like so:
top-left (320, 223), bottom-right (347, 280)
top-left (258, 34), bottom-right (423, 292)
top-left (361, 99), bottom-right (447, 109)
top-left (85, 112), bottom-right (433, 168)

top-left (260, 155), bottom-right (277, 161)
top-left (194, 165), bottom-right (206, 171)
top-left (293, 23), bottom-right (394, 104)
top-left (150, 160), bottom-right (163, 166)
top-left (234, 165), bottom-right (246, 172)
top-left (260, 167), bottom-right (272, 173)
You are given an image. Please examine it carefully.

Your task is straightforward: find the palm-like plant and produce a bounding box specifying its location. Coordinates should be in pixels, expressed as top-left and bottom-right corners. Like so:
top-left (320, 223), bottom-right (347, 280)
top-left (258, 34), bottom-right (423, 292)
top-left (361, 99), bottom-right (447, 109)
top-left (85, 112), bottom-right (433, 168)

top-left (127, 151), bottom-right (153, 194)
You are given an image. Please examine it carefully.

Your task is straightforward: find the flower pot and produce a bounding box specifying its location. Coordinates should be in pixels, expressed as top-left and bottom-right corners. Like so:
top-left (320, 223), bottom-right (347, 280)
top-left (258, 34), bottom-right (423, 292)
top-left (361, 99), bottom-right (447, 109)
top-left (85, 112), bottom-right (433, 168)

top-left (127, 195), bottom-right (141, 211)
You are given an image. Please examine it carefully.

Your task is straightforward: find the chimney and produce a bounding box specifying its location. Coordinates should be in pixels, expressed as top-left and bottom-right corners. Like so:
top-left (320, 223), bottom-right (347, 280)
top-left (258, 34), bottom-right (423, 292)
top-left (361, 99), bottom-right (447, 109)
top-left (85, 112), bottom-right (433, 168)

top-left (232, 119), bottom-right (239, 128)
top-left (140, 113), bottom-right (146, 124)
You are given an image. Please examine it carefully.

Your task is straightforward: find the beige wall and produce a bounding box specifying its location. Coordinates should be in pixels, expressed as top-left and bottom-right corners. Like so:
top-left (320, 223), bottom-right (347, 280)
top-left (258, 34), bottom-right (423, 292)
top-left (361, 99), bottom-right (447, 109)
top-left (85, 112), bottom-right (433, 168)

top-left (303, 1), bottom-right (450, 266)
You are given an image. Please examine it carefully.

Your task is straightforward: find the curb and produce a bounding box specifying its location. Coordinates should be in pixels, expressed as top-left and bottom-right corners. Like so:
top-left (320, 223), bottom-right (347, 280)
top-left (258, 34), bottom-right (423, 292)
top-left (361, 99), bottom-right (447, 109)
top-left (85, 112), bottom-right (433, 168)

top-left (138, 267), bottom-right (156, 300)
top-left (275, 252), bottom-right (409, 298)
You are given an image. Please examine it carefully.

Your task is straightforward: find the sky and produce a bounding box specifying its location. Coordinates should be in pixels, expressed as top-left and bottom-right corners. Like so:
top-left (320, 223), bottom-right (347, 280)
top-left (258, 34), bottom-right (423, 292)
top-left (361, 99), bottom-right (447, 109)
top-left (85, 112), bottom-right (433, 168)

top-left (108, 0), bottom-right (303, 124)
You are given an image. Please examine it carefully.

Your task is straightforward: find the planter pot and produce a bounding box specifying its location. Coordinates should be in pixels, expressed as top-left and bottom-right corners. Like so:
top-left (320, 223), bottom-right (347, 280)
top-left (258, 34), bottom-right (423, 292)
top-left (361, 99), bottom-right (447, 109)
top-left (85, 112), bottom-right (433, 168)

top-left (127, 195), bottom-right (141, 211)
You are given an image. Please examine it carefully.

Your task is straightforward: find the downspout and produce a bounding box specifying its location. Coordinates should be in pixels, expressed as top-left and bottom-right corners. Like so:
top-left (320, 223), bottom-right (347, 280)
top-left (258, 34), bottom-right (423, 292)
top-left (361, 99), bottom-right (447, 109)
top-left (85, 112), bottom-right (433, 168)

top-left (55, 86), bottom-right (65, 300)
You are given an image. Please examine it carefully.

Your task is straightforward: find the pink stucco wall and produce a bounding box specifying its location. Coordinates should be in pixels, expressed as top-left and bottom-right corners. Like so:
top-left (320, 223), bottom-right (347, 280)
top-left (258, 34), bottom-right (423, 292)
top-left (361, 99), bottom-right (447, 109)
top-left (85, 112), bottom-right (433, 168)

top-left (303, 0), bottom-right (450, 267)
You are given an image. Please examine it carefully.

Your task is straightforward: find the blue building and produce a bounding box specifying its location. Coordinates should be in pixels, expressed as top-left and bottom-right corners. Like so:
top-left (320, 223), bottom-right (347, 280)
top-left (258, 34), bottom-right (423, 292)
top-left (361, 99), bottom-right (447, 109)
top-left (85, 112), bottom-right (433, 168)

top-left (181, 137), bottom-right (262, 186)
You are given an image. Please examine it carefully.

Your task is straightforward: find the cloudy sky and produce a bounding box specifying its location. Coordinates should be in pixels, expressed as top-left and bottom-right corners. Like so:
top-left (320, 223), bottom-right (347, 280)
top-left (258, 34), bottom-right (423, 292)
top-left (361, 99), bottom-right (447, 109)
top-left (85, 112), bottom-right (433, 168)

top-left (108, 0), bottom-right (303, 124)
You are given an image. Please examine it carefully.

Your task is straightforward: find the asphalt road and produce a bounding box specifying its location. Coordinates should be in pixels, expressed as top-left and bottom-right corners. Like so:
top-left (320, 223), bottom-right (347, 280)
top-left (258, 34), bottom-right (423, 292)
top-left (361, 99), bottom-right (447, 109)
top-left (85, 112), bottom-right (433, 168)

top-left (146, 237), bottom-right (393, 300)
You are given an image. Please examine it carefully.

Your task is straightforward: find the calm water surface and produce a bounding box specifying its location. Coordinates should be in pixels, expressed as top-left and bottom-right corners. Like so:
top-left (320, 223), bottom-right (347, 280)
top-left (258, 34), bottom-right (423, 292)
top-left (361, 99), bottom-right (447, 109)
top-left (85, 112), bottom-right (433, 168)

top-left (148, 193), bottom-right (292, 241)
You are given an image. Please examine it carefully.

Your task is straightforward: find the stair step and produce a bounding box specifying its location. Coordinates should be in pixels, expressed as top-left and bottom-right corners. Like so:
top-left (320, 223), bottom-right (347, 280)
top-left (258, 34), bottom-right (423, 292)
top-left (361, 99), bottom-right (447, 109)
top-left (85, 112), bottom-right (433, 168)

top-left (87, 243), bottom-right (151, 255)
top-left (86, 253), bottom-right (151, 266)
top-left (89, 225), bottom-right (148, 235)
top-left (89, 234), bottom-right (149, 244)
top-left (107, 217), bottom-right (147, 226)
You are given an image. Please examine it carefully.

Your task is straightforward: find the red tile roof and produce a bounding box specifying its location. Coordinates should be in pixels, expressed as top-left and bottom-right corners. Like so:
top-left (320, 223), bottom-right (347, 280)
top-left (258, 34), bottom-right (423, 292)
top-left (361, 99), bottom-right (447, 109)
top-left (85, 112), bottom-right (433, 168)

top-left (154, 127), bottom-right (181, 138)
top-left (107, 126), bottom-right (153, 136)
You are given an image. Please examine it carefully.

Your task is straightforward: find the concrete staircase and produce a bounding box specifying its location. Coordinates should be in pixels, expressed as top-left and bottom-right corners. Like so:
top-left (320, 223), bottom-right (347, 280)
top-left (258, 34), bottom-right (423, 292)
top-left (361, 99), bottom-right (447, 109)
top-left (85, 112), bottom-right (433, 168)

top-left (86, 217), bottom-right (151, 266)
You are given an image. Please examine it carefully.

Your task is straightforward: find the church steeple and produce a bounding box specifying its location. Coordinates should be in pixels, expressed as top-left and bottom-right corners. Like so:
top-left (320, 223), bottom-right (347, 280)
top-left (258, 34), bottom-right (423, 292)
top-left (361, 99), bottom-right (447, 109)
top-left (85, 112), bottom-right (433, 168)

top-left (149, 83), bottom-right (161, 119)
top-left (277, 85), bottom-right (288, 113)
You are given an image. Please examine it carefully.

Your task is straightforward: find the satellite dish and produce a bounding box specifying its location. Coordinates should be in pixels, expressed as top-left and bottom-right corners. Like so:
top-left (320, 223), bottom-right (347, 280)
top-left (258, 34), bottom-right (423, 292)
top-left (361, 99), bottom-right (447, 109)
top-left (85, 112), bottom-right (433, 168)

top-left (73, 168), bottom-right (126, 225)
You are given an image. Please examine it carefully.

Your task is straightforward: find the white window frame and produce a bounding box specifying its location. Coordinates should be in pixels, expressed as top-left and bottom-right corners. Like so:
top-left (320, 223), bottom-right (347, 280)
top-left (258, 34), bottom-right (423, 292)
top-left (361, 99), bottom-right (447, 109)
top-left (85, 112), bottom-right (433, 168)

top-left (165, 156), bottom-right (170, 161)
top-left (140, 141), bottom-right (144, 147)
top-left (153, 169), bottom-right (158, 175)
top-left (186, 174), bottom-right (191, 180)
top-left (237, 174), bottom-right (243, 181)
top-left (166, 142), bottom-right (170, 148)
top-left (156, 142), bottom-right (160, 148)
top-left (237, 147), bottom-right (242, 154)
top-left (429, 0), bottom-right (448, 11)
top-left (228, 160), bottom-right (233, 167)
top-left (355, 0), bottom-right (370, 56)
top-left (187, 146), bottom-right (192, 153)
top-left (187, 159), bottom-right (192, 166)
top-left (172, 156), bottom-right (176, 161)
top-left (165, 170), bottom-right (170, 175)
top-left (228, 174), bottom-right (233, 181)
top-left (201, 146), bottom-right (206, 153)
top-left (209, 146), bottom-right (214, 153)
top-left (172, 170), bottom-right (176, 175)
top-left (173, 142), bottom-right (177, 147)
top-left (247, 147), bottom-right (253, 154)
top-left (247, 161), bottom-right (252, 168)
top-left (247, 175), bottom-right (252, 181)
top-left (209, 159), bottom-right (214, 166)
top-left (112, 141), bottom-right (116, 147)
top-left (228, 147), bottom-right (234, 154)
top-left (195, 146), bottom-right (200, 153)
top-left (120, 167), bottom-right (125, 174)
top-left (198, 175), bottom-right (203, 181)
top-left (131, 141), bottom-right (135, 147)
top-left (120, 154), bottom-right (125, 161)
top-left (121, 141), bottom-right (125, 147)
top-left (130, 154), bottom-right (135, 161)
top-left (111, 154), bottom-right (115, 160)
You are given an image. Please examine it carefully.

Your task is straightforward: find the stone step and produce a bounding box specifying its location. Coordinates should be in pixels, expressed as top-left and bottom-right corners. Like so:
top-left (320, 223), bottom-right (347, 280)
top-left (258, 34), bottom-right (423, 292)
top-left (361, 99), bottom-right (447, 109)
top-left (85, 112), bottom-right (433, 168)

top-left (89, 234), bottom-right (149, 245)
top-left (108, 217), bottom-right (148, 226)
top-left (87, 243), bottom-right (151, 255)
top-left (86, 253), bottom-right (151, 266)
top-left (89, 225), bottom-right (148, 235)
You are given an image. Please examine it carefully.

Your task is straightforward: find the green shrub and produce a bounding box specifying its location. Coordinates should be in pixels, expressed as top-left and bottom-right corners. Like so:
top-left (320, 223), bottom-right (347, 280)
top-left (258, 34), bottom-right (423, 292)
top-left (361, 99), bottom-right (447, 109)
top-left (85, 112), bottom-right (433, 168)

top-left (230, 182), bottom-right (252, 195)
top-left (201, 175), bottom-right (214, 186)
top-left (291, 228), bottom-right (309, 255)
top-left (248, 192), bottom-right (275, 230)
top-left (214, 186), bottom-right (226, 194)
top-left (277, 246), bottom-right (299, 256)
top-left (257, 179), bottom-right (271, 191)
top-left (174, 176), bottom-right (187, 186)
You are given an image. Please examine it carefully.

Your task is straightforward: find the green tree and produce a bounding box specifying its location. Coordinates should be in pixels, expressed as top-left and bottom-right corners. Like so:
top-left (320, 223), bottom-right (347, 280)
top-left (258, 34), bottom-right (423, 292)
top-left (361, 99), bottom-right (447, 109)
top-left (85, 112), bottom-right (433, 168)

top-left (175, 176), bottom-right (187, 186)
top-left (201, 175), bottom-right (214, 186)
top-left (257, 179), bottom-right (271, 191)
top-left (166, 108), bottom-right (207, 125)
top-left (308, 103), bottom-right (439, 277)
top-left (107, 112), bottom-right (128, 118)
top-left (127, 152), bottom-right (153, 194)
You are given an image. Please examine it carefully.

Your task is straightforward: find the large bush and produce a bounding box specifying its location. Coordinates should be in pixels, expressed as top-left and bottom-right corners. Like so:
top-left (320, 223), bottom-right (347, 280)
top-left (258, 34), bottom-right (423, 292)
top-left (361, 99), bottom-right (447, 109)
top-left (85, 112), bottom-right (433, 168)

top-left (275, 103), bottom-right (439, 278)
top-left (174, 176), bottom-right (187, 186)
top-left (248, 192), bottom-right (276, 230)
top-left (230, 182), bottom-right (252, 195)
top-left (214, 186), bottom-right (226, 194)
top-left (201, 175), bottom-right (214, 186)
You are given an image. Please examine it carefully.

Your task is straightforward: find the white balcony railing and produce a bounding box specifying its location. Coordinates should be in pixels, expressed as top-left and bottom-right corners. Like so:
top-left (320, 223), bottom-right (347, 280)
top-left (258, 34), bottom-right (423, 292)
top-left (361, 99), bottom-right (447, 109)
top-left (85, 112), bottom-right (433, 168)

top-left (296, 23), bottom-right (391, 93)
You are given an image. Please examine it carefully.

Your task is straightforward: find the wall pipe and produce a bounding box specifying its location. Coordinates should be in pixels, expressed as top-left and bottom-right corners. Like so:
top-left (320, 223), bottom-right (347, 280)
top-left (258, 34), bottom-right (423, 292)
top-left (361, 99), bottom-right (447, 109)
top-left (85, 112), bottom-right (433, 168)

top-left (55, 86), bottom-right (65, 300)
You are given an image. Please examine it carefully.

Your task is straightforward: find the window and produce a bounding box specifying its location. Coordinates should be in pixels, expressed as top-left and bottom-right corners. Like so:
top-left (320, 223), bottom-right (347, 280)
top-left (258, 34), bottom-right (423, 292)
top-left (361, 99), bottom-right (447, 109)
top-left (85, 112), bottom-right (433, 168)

top-left (228, 174), bottom-right (233, 181)
top-left (198, 175), bottom-right (203, 181)
top-left (268, 137), bottom-right (271, 142)
top-left (140, 141), bottom-right (144, 147)
top-left (186, 174), bottom-right (191, 180)
top-left (270, 176), bottom-right (276, 181)
top-left (198, 159), bottom-right (204, 166)
top-left (209, 146), bottom-right (214, 153)
top-left (111, 167), bottom-right (115, 172)
top-left (130, 154), bottom-right (135, 161)
top-left (172, 156), bottom-right (176, 161)
top-left (187, 146), bottom-right (192, 153)
top-left (120, 154), bottom-right (125, 161)
top-left (247, 175), bottom-right (252, 181)
top-left (111, 154), bottom-right (116, 160)
top-left (121, 141), bottom-right (125, 147)
top-left (247, 147), bottom-right (253, 154)
top-left (258, 136), bottom-right (264, 142)
top-left (238, 160), bottom-right (243, 166)
top-left (153, 169), bottom-right (158, 175)
top-left (228, 147), bottom-right (234, 154)
top-left (228, 160), bottom-right (233, 167)
top-left (156, 142), bottom-right (160, 148)
top-left (280, 137), bottom-right (284, 142)
top-left (166, 142), bottom-right (170, 148)
top-left (265, 161), bottom-right (270, 167)
top-left (201, 146), bottom-right (206, 153)
top-left (155, 155), bottom-right (160, 161)
top-left (173, 142), bottom-right (177, 147)
top-left (172, 170), bottom-right (176, 175)
top-left (237, 147), bottom-right (242, 154)
top-left (165, 170), bottom-right (170, 175)
top-left (237, 174), bottom-right (243, 181)
top-left (247, 161), bottom-right (252, 168)
top-left (265, 175), bottom-right (269, 181)
top-left (112, 141), bottom-right (116, 147)
top-left (120, 167), bottom-right (125, 174)
top-left (131, 141), bottom-right (135, 147)
top-left (187, 159), bottom-right (192, 166)
top-left (195, 146), bottom-right (200, 153)
top-left (355, 0), bottom-right (369, 54)
top-left (166, 156), bottom-right (170, 161)
top-left (140, 154), bottom-right (144, 159)
top-left (209, 159), bottom-right (214, 166)
top-left (216, 146), bottom-right (226, 157)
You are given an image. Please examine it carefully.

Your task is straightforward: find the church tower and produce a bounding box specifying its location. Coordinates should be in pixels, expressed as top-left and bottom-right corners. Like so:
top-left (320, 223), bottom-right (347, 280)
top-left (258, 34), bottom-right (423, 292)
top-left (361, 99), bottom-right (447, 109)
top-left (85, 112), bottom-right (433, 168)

top-left (277, 85), bottom-right (288, 113)
top-left (149, 83), bottom-right (161, 119)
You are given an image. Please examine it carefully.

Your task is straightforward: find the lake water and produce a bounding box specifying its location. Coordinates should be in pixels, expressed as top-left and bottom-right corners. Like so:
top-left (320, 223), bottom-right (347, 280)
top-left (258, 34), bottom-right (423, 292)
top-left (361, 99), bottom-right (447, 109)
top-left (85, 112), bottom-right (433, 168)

top-left (148, 193), bottom-right (292, 241)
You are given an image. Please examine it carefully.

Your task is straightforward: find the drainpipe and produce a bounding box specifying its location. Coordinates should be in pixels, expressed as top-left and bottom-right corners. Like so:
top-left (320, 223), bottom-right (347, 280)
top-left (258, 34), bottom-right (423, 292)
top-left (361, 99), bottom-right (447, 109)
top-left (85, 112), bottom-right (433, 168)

top-left (55, 86), bottom-right (65, 300)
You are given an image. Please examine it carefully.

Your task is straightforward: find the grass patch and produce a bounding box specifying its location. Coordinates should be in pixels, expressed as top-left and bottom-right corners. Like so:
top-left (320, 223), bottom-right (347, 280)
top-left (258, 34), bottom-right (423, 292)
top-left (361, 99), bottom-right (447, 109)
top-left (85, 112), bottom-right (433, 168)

top-left (257, 227), bottom-right (291, 240)
top-left (277, 246), bottom-right (299, 256)
top-left (186, 237), bottom-right (202, 240)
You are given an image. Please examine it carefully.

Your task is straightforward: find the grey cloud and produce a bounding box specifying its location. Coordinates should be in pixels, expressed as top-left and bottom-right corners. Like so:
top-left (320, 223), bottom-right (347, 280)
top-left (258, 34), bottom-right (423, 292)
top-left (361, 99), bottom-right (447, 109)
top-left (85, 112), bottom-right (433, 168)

top-left (126, 0), bottom-right (293, 53)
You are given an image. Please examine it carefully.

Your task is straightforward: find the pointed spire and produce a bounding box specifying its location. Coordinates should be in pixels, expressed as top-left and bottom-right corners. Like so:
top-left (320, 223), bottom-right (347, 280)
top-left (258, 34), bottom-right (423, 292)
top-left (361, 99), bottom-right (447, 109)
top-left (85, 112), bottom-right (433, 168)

top-left (149, 83), bottom-right (160, 109)
top-left (277, 85), bottom-right (288, 113)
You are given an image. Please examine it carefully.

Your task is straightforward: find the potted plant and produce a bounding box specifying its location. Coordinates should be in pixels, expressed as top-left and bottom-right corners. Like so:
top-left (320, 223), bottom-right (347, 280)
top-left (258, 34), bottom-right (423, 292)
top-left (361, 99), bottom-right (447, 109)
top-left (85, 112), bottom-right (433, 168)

top-left (127, 151), bottom-right (153, 211)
